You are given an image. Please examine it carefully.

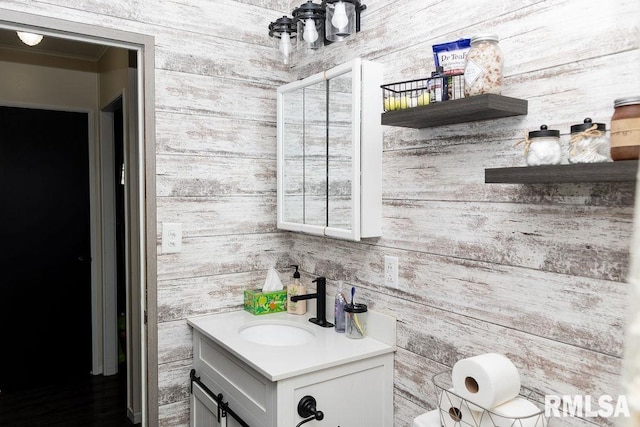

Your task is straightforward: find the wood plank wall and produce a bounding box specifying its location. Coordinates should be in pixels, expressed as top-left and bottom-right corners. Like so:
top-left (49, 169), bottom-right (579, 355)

top-left (3, 0), bottom-right (638, 426)
top-left (287, 1), bottom-right (640, 426)
top-left (0, 1), bottom-right (292, 426)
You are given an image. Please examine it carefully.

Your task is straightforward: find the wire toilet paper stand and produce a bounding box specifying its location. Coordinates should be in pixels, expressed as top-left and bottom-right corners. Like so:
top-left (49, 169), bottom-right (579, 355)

top-left (432, 370), bottom-right (549, 427)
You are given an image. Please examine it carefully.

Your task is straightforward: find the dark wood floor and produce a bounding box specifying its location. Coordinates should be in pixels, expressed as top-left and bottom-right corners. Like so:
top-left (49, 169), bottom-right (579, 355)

top-left (0, 371), bottom-right (138, 427)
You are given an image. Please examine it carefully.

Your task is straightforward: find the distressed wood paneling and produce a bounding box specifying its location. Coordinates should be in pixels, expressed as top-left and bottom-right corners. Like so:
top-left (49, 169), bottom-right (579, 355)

top-left (158, 320), bottom-right (193, 366)
top-left (245, 0), bottom-right (289, 12)
top-left (293, 63), bottom-right (633, 421)
top-left (292, 235), bottom-right (627, 356)
top-left (156, 154), bottom-right (275, 198)
top-left (158, 399), bottom-right (189, 427)
top-left (382, 137), bottom-right (637, 206)
top-left (392, 347), bottom-right (600, 427)
top-left (156, 233), bottom-right (289, 281)
top-left (158, 358), bottom-right (192, 406)
top-left (394, 349), bottom-right (602, 425)
top-left (155, 111), bottom-right (276, 158)
top-left (0, 1), bottom-right (290, 426)
top-left (157, 271), bottom-right (267, 323)
top-left (157, 197), bottom-right (277, 237)
top-left (379, 50), bottom-right (640, 155)
top-left (385, 297), bottom-right (623, 423)
top-left (381, 199), bottom-right (632, 282)
top-left (394, 347), bottom-right (448, 409)
top-left (294, 0), bottom-right (639, 81)
top-left (7, 0), bottom-right (638, 425)
top-left (31, 0), bottom-right (277, 46)
top-left (155, 69), bottom-right (277, 121)
top-left (154, 29), bottom-right (289, 84)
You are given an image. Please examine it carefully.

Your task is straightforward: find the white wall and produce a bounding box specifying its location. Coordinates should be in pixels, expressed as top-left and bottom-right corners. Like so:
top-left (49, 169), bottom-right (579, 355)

top-left (0, 49), bottom-right (98, 109)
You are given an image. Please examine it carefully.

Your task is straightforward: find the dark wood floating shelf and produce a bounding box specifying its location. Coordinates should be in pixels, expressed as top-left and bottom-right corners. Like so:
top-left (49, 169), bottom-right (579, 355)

top-left (380, 94), bottom-right (528, 128)
top-left (485, 160), bottom-right (639, 184)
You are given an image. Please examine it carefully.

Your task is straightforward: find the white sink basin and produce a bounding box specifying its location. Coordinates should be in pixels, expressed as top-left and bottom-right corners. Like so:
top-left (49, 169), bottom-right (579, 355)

top-left (238, 321), bottom-right (316, 346)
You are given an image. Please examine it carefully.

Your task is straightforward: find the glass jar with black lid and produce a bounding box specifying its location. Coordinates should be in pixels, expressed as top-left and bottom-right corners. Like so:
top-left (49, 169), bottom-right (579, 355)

top-left (569, 118), bottom-right (609, 163)
top-left (524, 125), bottom-right (561, 166)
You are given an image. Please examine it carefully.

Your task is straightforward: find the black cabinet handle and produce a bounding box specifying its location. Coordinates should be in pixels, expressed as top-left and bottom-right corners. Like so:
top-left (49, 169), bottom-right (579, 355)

top-left (296, 395), bottom-right (324, 426)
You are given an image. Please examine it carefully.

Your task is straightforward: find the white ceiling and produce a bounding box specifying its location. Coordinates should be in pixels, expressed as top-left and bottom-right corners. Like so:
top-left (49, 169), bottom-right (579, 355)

top-left (0, 28), bottom-right (108, 61)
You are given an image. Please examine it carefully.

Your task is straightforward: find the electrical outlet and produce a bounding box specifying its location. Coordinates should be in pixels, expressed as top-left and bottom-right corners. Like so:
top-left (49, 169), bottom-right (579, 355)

top-left (162, 223), bottom-right (182, 254)
top-left (384, 256), bottom-right (398, 288)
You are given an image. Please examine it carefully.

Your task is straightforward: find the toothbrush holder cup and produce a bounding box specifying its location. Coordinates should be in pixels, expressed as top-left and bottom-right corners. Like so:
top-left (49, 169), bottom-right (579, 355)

top-left (344, 303), bottom-right (368, 339)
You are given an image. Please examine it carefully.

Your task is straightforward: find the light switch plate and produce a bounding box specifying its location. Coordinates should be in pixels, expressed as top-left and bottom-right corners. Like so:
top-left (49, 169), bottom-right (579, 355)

top-left (162, 222), bottom-right (182, 254)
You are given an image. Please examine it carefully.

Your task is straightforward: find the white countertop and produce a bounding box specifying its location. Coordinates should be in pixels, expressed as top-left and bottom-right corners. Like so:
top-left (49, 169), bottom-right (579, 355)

top-left (187, 310), bottom-right (396, 381)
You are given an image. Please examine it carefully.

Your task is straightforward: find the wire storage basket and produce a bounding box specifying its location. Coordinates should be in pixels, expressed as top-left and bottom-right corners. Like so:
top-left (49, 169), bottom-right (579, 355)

top-left (432, 370), bottom-right (549, 427)
top-left (381, 73), bottom-right (464, 112)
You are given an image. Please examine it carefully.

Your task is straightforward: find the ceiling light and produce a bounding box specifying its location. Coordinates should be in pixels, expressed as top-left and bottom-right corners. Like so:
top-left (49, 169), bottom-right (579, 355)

top-left (16, 31), bottom-right (44, 47)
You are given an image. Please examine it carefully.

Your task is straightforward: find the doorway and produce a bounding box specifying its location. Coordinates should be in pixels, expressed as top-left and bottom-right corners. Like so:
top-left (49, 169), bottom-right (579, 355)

top-left (0, 106), bottom-right (92, 390)
top-left (0, 10), bottom-right (157, 426)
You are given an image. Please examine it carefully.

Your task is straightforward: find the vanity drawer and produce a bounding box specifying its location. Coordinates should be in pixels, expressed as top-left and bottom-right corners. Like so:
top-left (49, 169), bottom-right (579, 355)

top-left (193, 330), bottom-right (277, 427)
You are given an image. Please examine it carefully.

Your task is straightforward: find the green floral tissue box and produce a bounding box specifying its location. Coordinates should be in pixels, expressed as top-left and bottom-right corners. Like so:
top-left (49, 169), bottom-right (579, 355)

top-left (243, 289), bottom-right (287, 315)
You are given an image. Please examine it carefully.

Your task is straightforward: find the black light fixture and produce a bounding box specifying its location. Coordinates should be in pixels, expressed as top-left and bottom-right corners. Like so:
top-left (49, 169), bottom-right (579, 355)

top-left (292, 1), bottom-right (325, 51)
top-left (268, 16), bottom-right (297, 65)
top-left (269, 0), bottom-right (365, 64)
top-left (321, 0), bottom-right (365, 42)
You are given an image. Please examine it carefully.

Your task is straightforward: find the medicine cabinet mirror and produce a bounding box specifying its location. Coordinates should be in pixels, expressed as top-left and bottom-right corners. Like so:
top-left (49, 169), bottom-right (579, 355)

top-left (277, 58), bottom-right (382, 241)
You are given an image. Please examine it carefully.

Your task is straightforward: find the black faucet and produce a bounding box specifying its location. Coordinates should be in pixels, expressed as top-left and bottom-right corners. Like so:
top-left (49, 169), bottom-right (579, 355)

top-left (290, 277), bottom-right (334, 328)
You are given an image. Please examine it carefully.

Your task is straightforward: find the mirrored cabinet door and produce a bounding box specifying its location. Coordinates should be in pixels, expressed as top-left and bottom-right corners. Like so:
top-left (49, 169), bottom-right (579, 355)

top-left (303, 78), bottom-right (328, 228)
top-left (281, 84), bottom-right (305, 225)
top-left (327, 70), bottom-right (354, 232)
top-left (277, 58), bottom-right (382, 241)
top-left (280, 78), bottom-right (327, 228)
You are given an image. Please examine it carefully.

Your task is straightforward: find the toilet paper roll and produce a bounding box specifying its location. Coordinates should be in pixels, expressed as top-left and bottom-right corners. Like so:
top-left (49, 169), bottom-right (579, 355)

top-left (438, 388), bottom-right (482, 427)
top-left (412, 409), bottom-right (441, 427)
top-left (480, 397), bottom-right (546, 427)
top-left (452, 353), bottom-right (521, 410)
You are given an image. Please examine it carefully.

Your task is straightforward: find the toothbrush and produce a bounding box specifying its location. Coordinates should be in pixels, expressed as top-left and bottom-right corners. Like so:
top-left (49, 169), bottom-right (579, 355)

top-left (350, 286), bottom-right (365, 336)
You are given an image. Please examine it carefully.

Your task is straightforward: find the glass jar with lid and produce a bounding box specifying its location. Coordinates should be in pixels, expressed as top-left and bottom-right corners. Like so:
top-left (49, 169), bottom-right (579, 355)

top-left (463, 34), bottom-right (504, 97)
top-left (568, 118), bottom-right (609, 163)
top-left (610, 96), bottom-right (640, 160)
top-left (524, 125), bottom-right (562, 166)
top-left (344, 303), bottom-right (367, 339)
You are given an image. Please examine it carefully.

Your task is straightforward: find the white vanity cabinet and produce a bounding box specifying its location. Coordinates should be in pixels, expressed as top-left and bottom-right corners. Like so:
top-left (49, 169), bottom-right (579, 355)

top-left (188, 311), bottom-right (396, 427)
top-left (191, 330), bottom-right (394, 427)
top-left (191, 330), bottom-right (277, 427)
top-left (275, 354), bottom-right (394, 426)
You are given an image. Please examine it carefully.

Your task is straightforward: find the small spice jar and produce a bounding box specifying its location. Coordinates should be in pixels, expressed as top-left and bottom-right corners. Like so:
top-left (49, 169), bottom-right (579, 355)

top-left (523, 125), bottom-right (562, 166)
top-left (344, 303), bottom-right (367, 339)
top-left (568, 118), bottom-right (609, 163)
top-left (463, 35), bottom-right (503, 97)
top-left (610, 96), bottom-right (640, 160)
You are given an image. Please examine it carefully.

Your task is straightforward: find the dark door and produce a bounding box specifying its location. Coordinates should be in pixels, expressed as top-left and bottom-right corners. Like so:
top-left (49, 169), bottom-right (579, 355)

top-left (0, 106), bottom-right (91, 392)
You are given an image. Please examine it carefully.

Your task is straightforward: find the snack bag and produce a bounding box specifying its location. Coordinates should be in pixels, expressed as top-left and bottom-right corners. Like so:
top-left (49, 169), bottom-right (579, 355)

top-left (432, 38), bottom-right (471, 75)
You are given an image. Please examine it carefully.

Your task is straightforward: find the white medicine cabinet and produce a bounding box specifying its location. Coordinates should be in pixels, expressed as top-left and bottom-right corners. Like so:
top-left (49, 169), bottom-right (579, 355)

top-left (277, 58), bottom-right (383, 241)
